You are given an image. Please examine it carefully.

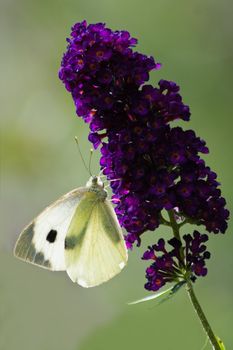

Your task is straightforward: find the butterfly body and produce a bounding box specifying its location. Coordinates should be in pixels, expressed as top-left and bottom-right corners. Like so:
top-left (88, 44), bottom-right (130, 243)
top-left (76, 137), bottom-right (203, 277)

top-left (14, 176), bottom-right (128, 287)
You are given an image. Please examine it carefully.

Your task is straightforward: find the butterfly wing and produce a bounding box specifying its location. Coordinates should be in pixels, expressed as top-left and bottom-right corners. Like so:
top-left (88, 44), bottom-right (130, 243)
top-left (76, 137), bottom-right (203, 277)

top-left (65, 192), bottom-right (128, 287)
top-left (14, 188), bottom-right (85, 271)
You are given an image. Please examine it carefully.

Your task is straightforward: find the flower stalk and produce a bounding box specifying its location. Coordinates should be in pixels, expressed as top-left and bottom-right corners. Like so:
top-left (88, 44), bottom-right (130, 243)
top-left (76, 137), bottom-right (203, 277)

top-left (169, 214), bottom-right (221, 350)
top-left (186, 280), bottom-right (221, 350)
top-left (168, 210), bottom-right (181, 241)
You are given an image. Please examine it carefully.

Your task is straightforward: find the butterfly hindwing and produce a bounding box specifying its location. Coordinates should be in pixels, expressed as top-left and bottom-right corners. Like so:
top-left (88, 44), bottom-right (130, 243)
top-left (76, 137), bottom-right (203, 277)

top-left (65, 193), bottom-right (128, 287)
top-left (14, 188), bottom-right (85, 271)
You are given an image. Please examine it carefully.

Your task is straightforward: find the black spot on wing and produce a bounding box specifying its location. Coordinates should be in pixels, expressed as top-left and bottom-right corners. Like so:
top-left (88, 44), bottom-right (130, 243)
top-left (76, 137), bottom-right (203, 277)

top-left (34, 252), bottom-right (45, 265)
top-left (25, 246), bottom-right (51, 268)
top-left (65, 236), bottom-right (77, 250)
top-left (33, 252), bottom-right (51, 268)
top-left (46, 229), bottom-right (57, 243)
top-left (65, 228), bottom-right (86, 250)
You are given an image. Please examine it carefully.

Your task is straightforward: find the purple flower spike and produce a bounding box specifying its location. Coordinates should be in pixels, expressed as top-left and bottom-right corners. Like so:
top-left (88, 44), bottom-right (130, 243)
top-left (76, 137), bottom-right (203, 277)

top-left (143, 232), bottom-right (211, 291)
top-left (60, 22), bottom-right (229, 238)
top-left (60, 21), bottom-right (229, 292)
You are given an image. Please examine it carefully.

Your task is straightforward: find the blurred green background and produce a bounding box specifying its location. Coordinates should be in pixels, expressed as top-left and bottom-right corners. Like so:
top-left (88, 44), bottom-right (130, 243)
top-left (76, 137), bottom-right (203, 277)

top-left (1, 0), bottom-right (233, 349)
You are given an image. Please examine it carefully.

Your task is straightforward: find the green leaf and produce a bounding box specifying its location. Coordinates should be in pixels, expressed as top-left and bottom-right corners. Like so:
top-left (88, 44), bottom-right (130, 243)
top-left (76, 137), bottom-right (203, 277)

top-left (128, 281), bottom-right (185, 305)
top-left (215, 336), bottom-right (226, 350)
top-left (128, 286), bottom-right (174, 305)
top-left (158, 281), bottom-right (186, 305)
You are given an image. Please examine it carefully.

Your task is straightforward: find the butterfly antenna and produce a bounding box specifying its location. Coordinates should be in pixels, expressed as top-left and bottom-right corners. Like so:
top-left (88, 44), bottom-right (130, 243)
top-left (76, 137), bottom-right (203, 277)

top-left (74, 137), bottom-right (91, 176)
top-left (98, 167), bottom-right (106, 177)
top-left (98, 168), bottom-right (109, 181)
top-left (108, 178), bottom-right (121, 182)
top-left (88, 148), bottom-right (93, 177)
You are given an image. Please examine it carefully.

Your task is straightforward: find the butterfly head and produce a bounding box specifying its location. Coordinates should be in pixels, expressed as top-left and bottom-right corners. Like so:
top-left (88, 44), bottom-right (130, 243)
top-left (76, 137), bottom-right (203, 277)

top-left (86, 176), bottom-right (107, 199)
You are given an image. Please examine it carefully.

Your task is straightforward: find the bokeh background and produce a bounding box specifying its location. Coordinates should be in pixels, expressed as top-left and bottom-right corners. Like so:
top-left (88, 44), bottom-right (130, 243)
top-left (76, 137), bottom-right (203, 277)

top-left (1, 0), bottom-right (233, 349)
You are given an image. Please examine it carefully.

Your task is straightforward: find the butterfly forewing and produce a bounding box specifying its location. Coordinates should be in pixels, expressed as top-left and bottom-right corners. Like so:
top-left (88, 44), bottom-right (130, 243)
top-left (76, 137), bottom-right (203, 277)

top-left (14, 188), bottom-right (85, 271)
top-left (65, 194), bottom-right (128, 288)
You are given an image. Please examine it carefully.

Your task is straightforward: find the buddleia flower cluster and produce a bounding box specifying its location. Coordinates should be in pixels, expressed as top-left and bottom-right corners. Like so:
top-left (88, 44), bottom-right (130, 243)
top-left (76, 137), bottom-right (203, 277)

top-left (59, 21), bottom-right (229, 292)
top-left (142, 232), bottom-right (211, 291)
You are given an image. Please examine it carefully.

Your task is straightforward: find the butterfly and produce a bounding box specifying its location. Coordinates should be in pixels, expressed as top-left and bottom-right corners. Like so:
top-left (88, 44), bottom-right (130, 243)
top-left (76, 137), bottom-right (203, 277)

top-left (14, 176), bottom-right (128, 288)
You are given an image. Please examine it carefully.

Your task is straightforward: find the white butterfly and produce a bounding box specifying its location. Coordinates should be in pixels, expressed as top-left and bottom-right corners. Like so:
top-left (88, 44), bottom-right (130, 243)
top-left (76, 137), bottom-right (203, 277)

top-left (14, 176), bottom-right (128, 288)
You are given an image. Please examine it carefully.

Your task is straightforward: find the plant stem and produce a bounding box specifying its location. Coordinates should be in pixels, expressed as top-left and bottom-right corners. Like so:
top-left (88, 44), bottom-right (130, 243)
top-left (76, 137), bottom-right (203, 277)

top-left (186, 280), bottom-right (221, 350)
top-left (168, 210), bottom-right (181, 240)
top-left (168, 209), bottom-right (221, 350)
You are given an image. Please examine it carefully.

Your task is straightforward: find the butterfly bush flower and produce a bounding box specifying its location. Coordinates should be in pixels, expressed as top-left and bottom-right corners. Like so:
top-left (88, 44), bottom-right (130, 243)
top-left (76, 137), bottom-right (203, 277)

top-left (60, 21), bottom-right (229, 349)
top-left (59, 21), bottom-right (229, 292)
top-left (143, 231), bottom-right (211, 291)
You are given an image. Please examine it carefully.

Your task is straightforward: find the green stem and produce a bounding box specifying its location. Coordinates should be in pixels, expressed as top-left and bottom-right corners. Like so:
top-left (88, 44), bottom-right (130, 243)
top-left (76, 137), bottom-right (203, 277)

top-left (186, 280), bottom-right (221, 350)
top-left (168, 209), bottom-right (221, 350)
top-left (168, 210), bottom-right (181, 240)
